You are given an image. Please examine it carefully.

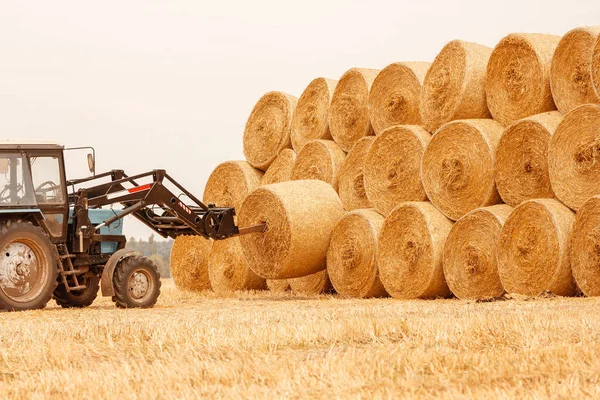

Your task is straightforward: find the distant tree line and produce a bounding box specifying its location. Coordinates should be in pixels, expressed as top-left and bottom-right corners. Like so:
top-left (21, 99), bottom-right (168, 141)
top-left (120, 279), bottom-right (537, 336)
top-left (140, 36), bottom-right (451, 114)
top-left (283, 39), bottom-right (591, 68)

top-left (126, 235), bottom-right (173, 278)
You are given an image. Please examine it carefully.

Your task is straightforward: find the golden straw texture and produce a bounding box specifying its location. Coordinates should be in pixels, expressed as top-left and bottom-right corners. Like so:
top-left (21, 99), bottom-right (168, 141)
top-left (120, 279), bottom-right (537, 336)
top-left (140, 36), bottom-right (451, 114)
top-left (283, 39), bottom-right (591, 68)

top-left (261, 149), bottom-right (296, 185)
top-left (495, 111), bottom-right (563, 207)
top-left (486, 33), bottom-right (560, 126)
top-left (291, 139), bottom-right (346, 192)
top-left (170, 236), bottom-right (212, 292)
top-left (497, 199), bottom-right (576, 296)
top-left (368, 62), bottom-right (431, 134)
top-left (266, 279), bottom-right (290, 292)
top-left (327, 209), bottom-right (387, 298)
top-left (291, 78), bottom-right (337, 151)
top-left (330, 68), bottom-right (379, 151)
top-left (238, 180), bottom-right (345, 279)
top-left (243, 91), bottom-right (298, 170)
top-left (289, 270), bottom-right (334, 295)
top-left (443, 205), bottom-right (513, 300)
top-left (364, 125), bottom-right (431, 216)
top-left (338, 137), bottom-right (374, 210)
top-left (378, 202), bottom-right (453, 299)
top-left (548, 104), bottom-right (600, 210)
top-left (208, 237), bottom-right (266, 293)
top-left (203, 161), bottom-right (263, 210)
top-left (550, 26), bottom-right (600, 114)
top-left (421, 119), bottom-right (503, 221)
top-left (593, 34), bottom-right (600, 98)
top-left (570, 196), bottom-right (600, 296)
top-left (420, 40), bottom-right (492, 133)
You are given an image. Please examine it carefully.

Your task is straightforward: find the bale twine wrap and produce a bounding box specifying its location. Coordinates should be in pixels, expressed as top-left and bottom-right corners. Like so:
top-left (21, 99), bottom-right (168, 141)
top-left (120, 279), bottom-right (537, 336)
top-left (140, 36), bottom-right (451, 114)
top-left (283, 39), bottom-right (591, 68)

top-left (243, 91), bottom-right (298, 170)
top-left (421, 119), bottom-right (503, 221)
top-left (368, 62), bottom-right (431, 134)
top-left (495, 111), bottom-right (563, 207)
top-left (571, 196), bottom-right (600, 296)
top-left (291, 139), bottom-right (346, 192)
top-left (420, 40), bottom-right (492, 133)
top-left (170, 236), bottom-right (212, 292)
top-left (548, 104), bottom-right (600, 210)
top-left (593, 34), bottom-right (600, 97)
top-left (238, 180), bottom-right (345, 279)
top-left (364, 125), bottom-right (431, 216)
top-left (327, 209), bottom-right (387, 298)
top-left (203, 161), bottom-right (263, 210)
top-left (486, 33), bottom-right (560, 126)
top-left (291, 77), bottom-right (337, 151)
top-left (337, 137), bottom-right (374, 210)
top-left (378, 202), bottom-right (453, 299)
top-left (266, 279), bottom-right (290, 292)
top-left (330, 68), bottom-right (380, 151)
top-left (289, 270), bottom-right (334, 295)
top-left (208, 237), bottom-right (266, 293)
top-left (442, 204), bottom-right (513, 300)
top-left (261, 149), bottom-right (297, 185)
top-left (497, 199), bottom-right (576, 296)
top-left (550, 26), bottom-right (600, 114)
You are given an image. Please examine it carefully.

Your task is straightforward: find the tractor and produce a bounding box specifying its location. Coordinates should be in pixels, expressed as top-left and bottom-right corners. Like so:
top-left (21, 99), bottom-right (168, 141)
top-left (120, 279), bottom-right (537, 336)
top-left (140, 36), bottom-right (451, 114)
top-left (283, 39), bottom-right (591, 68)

top-left (0, 141), bottom-right (264, 311)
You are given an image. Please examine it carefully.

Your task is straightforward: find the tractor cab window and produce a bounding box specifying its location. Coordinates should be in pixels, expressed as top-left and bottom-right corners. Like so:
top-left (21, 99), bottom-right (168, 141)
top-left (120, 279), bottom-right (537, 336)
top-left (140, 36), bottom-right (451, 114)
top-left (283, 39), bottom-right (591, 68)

top-left (29, 156), bottom-right (65, 204)
top-left (0, 155), bottom-right (36, 205)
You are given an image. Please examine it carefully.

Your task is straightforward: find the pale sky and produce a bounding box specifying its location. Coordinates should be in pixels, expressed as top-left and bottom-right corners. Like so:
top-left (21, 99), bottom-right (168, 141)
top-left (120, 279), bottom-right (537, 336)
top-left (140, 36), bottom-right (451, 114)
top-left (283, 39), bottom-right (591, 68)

top-left (0, 0), bottom-right (598, 239)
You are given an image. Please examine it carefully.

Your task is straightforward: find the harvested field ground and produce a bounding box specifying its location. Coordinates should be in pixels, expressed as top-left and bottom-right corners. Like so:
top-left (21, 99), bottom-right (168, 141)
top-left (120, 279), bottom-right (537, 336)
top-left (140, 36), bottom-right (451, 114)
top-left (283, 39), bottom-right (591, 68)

top-left (1, 280), bottom-right (600, 399)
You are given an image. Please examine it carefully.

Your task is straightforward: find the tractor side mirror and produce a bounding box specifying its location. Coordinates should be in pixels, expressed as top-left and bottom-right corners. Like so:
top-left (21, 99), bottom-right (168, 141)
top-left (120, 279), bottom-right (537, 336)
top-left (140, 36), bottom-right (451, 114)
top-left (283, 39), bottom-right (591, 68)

top-left (87, 153), bottom-right (95, 175)
top-left (0, 159), bottom-right (7, 175)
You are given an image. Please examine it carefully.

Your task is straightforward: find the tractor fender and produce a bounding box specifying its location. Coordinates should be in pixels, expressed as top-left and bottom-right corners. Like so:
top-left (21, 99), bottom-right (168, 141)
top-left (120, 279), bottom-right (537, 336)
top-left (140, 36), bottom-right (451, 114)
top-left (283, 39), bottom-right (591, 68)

top-left (100, 249), bottom-right (142, 297)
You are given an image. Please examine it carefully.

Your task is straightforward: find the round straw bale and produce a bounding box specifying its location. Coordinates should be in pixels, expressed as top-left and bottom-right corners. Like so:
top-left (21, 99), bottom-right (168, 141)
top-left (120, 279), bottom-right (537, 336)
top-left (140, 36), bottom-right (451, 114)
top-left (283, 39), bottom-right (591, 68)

top-left (261, 149), bottom-right (296, 185)
top-left (550, 26), bottom-right (600, 114)
top-left (548, 104), bottom-right (600, 210)
top-left (327, 209), bottom-right (387, 298)
top-left (330, 68), bottom-right (380, 151)
top-left (243, 91), bottom-right (298, 170)
top-left (291, 139), bottom-right (346, 192)
top-left (238, 180), bottom-right (345, 279)
top-left (364, 125), bottom-right (431, 216)
top-left (495, 111), bottom-right (563, 207)
top-left (421, 119), bottom-right (503, 221)
top-left (208, 237), bottom-right (266, 293)
top-left (289, 270), bottom-right (333, 295)
top-left (368, 62), bottom-right (431, 134)
top-left (170, 236), bottom-right (212, 292)
top-left (570, 196), bottom-right (600, 296)
top-left (593, 34), bottom-right (600, 97)
top-left (266, 279), bottom-right (290, 292)
top-left (421, 40), bottom-right (493, 133)
top-left (497, 199), bottom-right (576, 296)
top-left (443, 204), bottom-right (513, 300)
top-left (203, 161), bottom-right (263, 210)
top-left (378, 202), bottom-right (453, 299)
top-left (291, 77), bottom-right (337, 152)
top-left (486, 34), bottom-right (560, 126)
top-left (337, 137), bottom-right (374, 210)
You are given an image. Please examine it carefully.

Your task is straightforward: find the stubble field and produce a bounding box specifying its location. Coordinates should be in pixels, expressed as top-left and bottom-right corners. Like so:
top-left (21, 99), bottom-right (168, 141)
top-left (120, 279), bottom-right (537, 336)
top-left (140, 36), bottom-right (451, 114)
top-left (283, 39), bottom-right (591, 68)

top-left (0, 280), bottom-right (599, 399)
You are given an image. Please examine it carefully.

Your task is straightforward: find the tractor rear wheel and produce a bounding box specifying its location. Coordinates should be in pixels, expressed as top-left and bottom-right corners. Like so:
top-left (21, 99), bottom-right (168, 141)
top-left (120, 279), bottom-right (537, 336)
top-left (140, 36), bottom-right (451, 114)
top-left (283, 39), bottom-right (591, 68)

top-left (112, 255), bottom-right (161, 308)
top-left (54, 272), bottom-right (100, 308)
top-left (0, 221), bottom-right (58, 311)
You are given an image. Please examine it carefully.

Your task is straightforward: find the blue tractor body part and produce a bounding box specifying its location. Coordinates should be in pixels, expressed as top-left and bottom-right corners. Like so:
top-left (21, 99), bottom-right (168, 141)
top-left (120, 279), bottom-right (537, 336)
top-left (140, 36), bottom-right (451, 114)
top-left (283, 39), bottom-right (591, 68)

top-left (68, 208), bottom-right (123, 254)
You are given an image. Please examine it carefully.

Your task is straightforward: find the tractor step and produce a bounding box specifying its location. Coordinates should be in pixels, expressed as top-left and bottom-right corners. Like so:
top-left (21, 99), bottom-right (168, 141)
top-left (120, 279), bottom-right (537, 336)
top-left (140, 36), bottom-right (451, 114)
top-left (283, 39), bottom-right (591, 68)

top-left (68, 285), bottom-right (86, 291)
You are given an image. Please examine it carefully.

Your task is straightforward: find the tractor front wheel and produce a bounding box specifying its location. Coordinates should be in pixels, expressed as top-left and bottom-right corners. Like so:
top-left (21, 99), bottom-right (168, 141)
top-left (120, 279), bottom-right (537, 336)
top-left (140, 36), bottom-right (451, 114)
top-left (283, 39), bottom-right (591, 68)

top-left (112, 255), bottom-right (161, 308)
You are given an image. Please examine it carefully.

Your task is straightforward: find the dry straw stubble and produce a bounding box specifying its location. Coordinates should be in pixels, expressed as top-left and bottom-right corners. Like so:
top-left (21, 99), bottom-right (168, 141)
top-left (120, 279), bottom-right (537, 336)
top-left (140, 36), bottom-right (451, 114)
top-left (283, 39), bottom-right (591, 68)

top-left (208, 237), bottom-right (266, 293)
top-left (443, 205), bottom-right (513, 300)
top-left (239, 180), bottom-right (345, 279)
top-left (368, 62), bottom-right (430, 134)
top-left (570, 196), bottom-right (600, 296)
top-left (550, 26), bottom-right (600, 114)
top-left (243, 91), bottom-right (298, 170)
top-left (497, 199), bottom-right (576, 296)
top-left (486, 33), bottom-right (560, 126)
top-left (327, 209), bottom-right (387, 298)
top-left (364, 125), bottom-right (431, 216)
top-left (495, 111), bottom-right (562, 207)
top-left (548, 104), bottom-right (600, 210)
top-left (378, 202), bottom-right (453, 299)
top-left (170, 236), bottom-right (213, 292)
top-left (291, 139), bottom-right (346, 192)
top-left (291, 77), bottom-right (337, 152)
top-left (203, 160), bottom-right (263, 210)
top-left (337, 137), bottom-right (374, 210)
top-left (421, 119), bottom-right (503, 221)
top-left (261, 149), bottom-right (297, 185)
top-left (330, 68), bottom-right (379, 151)
top-left (420, 40), bottom-right (492, 133)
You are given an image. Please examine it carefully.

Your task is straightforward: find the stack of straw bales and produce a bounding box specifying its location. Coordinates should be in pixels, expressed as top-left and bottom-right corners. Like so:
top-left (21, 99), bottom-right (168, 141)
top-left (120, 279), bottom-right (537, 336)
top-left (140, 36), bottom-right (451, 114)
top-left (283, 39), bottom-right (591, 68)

top-left (174, 24), bottom-right (600, 300)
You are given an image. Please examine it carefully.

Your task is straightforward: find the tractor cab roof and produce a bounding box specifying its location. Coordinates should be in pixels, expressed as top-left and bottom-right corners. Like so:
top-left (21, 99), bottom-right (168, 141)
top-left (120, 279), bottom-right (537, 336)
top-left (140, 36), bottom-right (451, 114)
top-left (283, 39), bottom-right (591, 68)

top-left (0, 141), bottom-right (64, 151)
